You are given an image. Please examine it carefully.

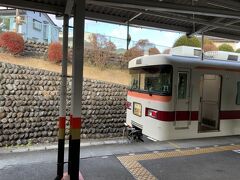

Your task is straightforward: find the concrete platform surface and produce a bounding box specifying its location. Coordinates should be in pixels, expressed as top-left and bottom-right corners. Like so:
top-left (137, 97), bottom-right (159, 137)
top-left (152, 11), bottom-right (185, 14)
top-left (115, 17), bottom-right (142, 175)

top-left (0, 136), bottom-right (240, 180)
top-left (141, 151), bottom-right (240, 180)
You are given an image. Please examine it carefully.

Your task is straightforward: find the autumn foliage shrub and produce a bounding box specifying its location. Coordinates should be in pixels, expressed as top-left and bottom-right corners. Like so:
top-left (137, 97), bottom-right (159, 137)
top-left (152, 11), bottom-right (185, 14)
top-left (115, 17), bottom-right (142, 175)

top-left (124, 47), bottom-right (143, 61)
top-left (149, 47), bottom-right (160, 55)
top-left (124, 39), bottom-right (155, 61)
top-left (48, 42), bottom-right (63, 63)
top-left (0, 32), bottom-right (24, 55)
top-left (203, 43), bottom-right (218, 52)
top-left (203, 38), bottom-right (218, 52)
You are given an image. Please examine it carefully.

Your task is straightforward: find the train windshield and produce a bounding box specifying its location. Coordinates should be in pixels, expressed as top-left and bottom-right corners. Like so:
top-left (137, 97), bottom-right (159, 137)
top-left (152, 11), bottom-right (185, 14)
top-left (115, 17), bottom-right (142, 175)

top-left (130, 65), bottom-right (173, 96)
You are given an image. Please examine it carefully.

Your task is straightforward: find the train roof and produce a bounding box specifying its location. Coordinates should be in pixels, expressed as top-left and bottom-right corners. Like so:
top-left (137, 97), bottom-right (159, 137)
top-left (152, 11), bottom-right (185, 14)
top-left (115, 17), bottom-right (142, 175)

top-left (128, 54), bottom-right (240, 73)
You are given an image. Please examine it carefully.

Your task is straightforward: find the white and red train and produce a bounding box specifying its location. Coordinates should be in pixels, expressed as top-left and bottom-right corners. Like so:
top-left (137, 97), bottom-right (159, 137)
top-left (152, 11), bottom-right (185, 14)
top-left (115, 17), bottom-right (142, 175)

top-left (126, 47), bottom-right (240, 141)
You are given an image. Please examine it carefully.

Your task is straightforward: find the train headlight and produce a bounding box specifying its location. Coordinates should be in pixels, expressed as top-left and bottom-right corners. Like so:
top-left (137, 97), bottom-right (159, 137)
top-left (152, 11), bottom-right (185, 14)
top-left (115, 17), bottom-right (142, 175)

top-left (146, 108), bottom-right (159, 119)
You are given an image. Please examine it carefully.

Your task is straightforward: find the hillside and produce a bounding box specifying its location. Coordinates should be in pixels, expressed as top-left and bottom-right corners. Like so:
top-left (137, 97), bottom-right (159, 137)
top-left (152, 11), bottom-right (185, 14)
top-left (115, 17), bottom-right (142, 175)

top-left (0, 53), bottom-right (130, 85)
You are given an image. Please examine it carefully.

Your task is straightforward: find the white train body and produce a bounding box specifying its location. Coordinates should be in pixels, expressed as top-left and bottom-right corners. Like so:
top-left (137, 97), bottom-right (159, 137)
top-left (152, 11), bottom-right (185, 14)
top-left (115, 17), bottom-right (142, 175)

top-left (126, 52), bottom-right (240, 141)
top-left (205, 51), bottom-right (240, 61)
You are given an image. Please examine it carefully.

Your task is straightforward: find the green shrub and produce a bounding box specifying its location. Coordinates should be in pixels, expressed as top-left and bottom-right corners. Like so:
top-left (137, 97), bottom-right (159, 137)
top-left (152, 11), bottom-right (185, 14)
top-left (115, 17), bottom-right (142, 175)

top-left (173, 35), bottom-right (201, 48)
top-left (236, 48), bottom-right (240, 53)
top-left (218, 44), bottom-right (234, 52)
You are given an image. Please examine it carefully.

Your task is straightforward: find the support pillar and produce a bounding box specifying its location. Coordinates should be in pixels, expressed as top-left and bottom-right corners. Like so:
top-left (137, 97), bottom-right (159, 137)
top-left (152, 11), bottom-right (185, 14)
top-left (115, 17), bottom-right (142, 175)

top-left (126, 22), bottom-right (131, 50)
top-left (201, 32), bottom-right (204, 60)
top-left (68, 0), bottom-right (86, 179)
top-left (15, 9), bottom-right (19, 33)
top-left (55, 14), bottom-right (69, 180)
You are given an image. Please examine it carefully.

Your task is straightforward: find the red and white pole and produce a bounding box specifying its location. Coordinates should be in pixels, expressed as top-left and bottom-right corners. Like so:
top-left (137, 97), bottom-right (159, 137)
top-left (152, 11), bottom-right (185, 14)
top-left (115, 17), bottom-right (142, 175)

top-left (55, 14), bottom-right (69, 180)
top-left (68, 0), bottom-right (85, 179)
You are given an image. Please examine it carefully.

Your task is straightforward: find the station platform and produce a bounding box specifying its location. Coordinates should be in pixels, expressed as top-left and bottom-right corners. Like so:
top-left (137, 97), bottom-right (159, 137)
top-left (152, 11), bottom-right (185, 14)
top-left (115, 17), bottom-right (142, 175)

top-left (0, 136), bottom-right (240, 180)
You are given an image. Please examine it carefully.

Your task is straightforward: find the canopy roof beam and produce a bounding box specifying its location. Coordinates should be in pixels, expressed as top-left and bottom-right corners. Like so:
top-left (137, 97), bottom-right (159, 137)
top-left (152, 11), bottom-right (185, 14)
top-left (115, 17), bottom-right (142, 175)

top-left (89, 0), bottom-right (240, 19)
top-left (206, 0), bottom-right (240, 11)
top-left (99, 6), bottom-right (240, 33)
top-left (188, 17), bottom-right (224, 36)
top-left (86, 11), bottom-right (190, 32)
top-left (0, 0), bottom-right (64, 14)
top-left (189, 18), bottom-right (240, 36)
top-left (65, 0), bottom-right (74, 16)
top-left (125, 12), bottom-right (143, 23)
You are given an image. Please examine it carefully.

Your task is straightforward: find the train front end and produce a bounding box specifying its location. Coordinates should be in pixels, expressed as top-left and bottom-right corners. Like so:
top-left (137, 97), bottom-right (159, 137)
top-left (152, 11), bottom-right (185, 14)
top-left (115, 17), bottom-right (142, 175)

top-left (126, 55), bottom-right (173, 141)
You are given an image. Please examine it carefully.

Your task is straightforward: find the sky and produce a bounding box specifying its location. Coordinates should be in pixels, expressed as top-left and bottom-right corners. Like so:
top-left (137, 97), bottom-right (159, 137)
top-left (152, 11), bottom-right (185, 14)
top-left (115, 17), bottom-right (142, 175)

top-left (49, 14), bottom-right (183, 49)
top-left (49, 15), bottom-right (240, 50)
top-left (84, 20), bottom-right (182, 48)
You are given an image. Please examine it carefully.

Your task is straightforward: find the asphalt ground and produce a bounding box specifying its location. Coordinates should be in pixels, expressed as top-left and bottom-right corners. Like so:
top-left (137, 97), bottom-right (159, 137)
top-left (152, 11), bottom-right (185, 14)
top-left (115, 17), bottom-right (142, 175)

top-left (0, 136), bottom-right (240, 180)
top-left (140, 151), bottom-right (240, 180)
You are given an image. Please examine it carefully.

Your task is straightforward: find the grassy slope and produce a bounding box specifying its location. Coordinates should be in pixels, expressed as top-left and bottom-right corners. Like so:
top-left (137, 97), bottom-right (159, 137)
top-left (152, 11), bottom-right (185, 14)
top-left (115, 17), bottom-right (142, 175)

top-left (0, 53), bottom-right (130, 85)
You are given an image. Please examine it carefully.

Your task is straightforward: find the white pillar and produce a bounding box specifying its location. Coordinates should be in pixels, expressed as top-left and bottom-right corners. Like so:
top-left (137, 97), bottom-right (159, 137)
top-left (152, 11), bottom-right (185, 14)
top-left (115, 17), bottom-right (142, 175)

top-left (69, 0), bottom-right (85, 179)
top-left (56, 14), bottom-right (69, 180)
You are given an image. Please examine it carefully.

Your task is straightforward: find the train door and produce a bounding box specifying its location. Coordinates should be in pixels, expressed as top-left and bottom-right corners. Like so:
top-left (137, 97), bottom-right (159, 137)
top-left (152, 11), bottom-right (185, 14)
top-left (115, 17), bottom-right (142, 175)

top-left (174, 68), bottom-right (191, 129)
top-left (199, 74), bottom-right (221, 132)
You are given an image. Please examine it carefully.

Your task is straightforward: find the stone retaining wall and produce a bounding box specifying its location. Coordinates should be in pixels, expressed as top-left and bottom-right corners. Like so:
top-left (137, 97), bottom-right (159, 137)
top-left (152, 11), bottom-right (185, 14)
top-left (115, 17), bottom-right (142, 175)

top-left (23, 40), bottom-right (48, 58)
top-left (0, 62), bottom-right (127, 147)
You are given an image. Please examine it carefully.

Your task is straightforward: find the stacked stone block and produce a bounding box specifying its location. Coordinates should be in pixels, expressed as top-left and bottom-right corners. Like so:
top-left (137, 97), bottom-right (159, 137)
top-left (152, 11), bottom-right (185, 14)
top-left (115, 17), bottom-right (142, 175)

top-left (0, 62), bottom-right (127, 147)
top-left (23, 40), bottom-right (48, 57)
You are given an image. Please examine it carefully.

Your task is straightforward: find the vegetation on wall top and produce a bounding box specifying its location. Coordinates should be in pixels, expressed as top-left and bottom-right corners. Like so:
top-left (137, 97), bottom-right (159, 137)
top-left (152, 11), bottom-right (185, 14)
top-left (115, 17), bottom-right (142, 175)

top-left (235, 48), bottom-right (240, 53)
top-left (218, 43), bottom-right (234, 52)
top-left (173, 35), bottom-right (201, 48)
top-left (203, 38), bottom-right (218, 52)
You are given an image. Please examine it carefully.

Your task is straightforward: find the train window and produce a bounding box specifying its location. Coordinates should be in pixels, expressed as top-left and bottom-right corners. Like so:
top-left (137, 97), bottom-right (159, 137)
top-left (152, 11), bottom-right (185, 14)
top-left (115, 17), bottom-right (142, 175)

top-left (130, 73), bottom-right (139, 90)
top-left (178, 72), bottom-right (188, 99)
top-left (236, 82), bottom-right (240, 105)
top-left (143, 65), bottom-right (172, 96)
top-left (129, 65), bottom-right (173, 96)
top-left (228, 55), bottom-right (238, 61)
top-left (194, 49), bottom-right (201, 57)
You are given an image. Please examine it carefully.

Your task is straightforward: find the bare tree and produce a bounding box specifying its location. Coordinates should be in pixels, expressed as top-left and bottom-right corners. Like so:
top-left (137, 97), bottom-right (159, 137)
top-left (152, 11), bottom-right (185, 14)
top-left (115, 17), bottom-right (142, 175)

top-left (135, 39), bottom-right (154, 50)
top-left (124, 39), bottom-right (156, 61)
top-left (124, 47), bottom-right (144, 61)
top-left (88, 33), bottom-right (116, 69)
top-left (163, 48), bottom-right (171, 54)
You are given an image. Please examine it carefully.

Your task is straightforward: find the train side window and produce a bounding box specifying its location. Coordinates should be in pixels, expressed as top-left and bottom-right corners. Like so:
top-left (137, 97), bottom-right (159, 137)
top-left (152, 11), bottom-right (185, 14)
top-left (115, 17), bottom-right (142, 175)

top-left (178, 72), bottom-right (188, 99)
top-left (236, 82), bottom-right (240, 105)
top-left (130, 73), bottom-right (140, 90)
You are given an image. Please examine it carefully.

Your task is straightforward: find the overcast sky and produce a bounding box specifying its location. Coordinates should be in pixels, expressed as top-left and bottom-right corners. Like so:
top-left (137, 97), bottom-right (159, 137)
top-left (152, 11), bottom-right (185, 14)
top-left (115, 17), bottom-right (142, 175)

top-left (48, 14), bottom-right (240, 49)
top-left (48, 14), bottom-right (183, 48)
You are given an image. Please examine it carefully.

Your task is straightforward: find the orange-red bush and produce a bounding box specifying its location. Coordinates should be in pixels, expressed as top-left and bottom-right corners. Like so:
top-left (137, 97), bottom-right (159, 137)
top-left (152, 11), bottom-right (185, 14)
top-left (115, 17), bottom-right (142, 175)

top-left (149, 47), bottom-right (160, 55)
top-left (48, 42), bottom-right (63, 63)
top-left (124, 47), bottom-right (143, 61)
top-left (203, 43), bottom-right (218, 52)
top-left (0, 32), bottom-right (24, 55)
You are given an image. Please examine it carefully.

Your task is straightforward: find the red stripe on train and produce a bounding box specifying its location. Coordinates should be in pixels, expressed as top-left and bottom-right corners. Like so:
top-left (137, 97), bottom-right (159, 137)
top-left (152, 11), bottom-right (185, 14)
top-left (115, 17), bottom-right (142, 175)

top-left (147, 110), bottom-right (240, 121)
top-left (145, 110), bottom-right (198, 121)
top-left (220, 110), bottom-right (240, 119)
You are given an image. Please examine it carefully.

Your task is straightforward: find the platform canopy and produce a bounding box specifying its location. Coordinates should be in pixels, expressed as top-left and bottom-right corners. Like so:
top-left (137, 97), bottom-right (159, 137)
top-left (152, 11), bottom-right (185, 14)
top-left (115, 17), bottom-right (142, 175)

top-left (1, 0), bottom-right (240, 41)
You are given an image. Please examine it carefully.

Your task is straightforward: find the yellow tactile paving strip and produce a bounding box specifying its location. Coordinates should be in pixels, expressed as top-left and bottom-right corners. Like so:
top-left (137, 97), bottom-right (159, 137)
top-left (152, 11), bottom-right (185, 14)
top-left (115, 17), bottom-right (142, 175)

top-left (117, 144), bottom-right (240, 180)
